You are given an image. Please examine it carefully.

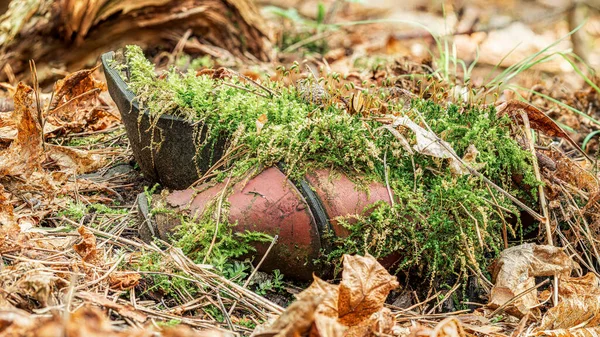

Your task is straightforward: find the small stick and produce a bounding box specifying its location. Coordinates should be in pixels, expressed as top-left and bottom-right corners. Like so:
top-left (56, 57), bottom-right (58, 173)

top-left (215, 289), bottom-right (235, 331)
top-left (520, 111), bottom-right (558, 307)
top-left (228, 235), bottom-right (279, 315)
top-left (75, 254), bottom-right (125, 290)
top-left (222, 82), bottom-right (269, 98)
top-left (485, 184), bottom-right (510, 249)
top-left (459, 202), bottom-right (483, 249)
top-left (520, 112), bottom-right (552, 245)
top-left (383, 151), bottom-right (395, 207)
top-left (203, 173), bottom-right (233, 264)
top-left (225, 68), bottom-right (278, 97)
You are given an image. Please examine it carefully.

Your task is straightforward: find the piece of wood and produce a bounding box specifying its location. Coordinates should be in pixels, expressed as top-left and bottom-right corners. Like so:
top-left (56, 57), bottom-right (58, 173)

top-left (0, 0), bottom-right (271, 83)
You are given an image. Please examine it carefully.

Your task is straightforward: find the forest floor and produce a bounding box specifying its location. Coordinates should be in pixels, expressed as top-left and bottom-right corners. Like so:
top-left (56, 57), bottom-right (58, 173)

top-left (2, 0), bottom-right (600, 336)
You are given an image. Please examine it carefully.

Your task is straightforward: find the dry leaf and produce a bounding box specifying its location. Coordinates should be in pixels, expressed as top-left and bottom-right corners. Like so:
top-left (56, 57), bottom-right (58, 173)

top-left (108, 271), bottom-right (141, 291)
top-left (74, 226), bottom-right (102, 265)
top-left (0, 83), bottom-right (43, 178)
top-left (535, 273), bottom-right (600, 331)
top-left (53, 67), bottom-right (106, 103)
top-left (256, 113), bottom-right (268, 134)
top-left (296, 275), bottom-right (339, 318)
top-left (410, 317), bottom-right (467, 337)
top-left (0, 184), bottom-right (15, 226)
top-left (534, 327), bottom-right (600, 337)
top-left (257, 295), bottom-right (323, 337)
top-left (557, 273), bottom-right (600, 300)
top-left (497, 100), bottom-right (573, 139)
top-left (488, 243), bottom-right (573, 318)
top-left (337, 254), bottom-right (399, 325)
top-left (310, 313), bottom-right (346, 337)
top-left (345, 307), bottom-right (395, 337)
top-left (76, 292), bottom-right (148, 323)
top-left (0, 261), bottom-right (60, 309)
top-left (389, 116), bottom-right (467, 175)
top-left (539, 296), bottom-right (600, 330)
top-left (47, 144), bottom-right (106, 174)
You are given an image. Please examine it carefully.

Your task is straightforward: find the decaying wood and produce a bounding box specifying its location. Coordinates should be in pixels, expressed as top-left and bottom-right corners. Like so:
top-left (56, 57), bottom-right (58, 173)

top-left (0, 0), bottom-right (271, 83)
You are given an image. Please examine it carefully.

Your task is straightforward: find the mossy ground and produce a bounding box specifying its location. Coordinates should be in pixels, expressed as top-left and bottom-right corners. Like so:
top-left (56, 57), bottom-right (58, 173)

top-left (122, 45), bottom-right (539, 288)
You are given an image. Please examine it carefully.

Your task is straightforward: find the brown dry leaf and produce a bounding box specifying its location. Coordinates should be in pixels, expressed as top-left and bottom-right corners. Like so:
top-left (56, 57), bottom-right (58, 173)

top-left (410, 317), bottom-right (468, 337)
top-left (0, 184), bottom-right (15, 226)
top-left (0, 261), bottom-right (61, 309)
top-left (310, 313), bottom-right (347, 337)
top-left (46, 144), bottom-right (106, 174)
top-left (53, 67), bottom-right (106, 103)
top-left (296, 275), bottom-right (339, 318)
top-left (544, 149), bottom-right (599, 203)
top-left (108, 271), bottom-right (141, 291)
top-left (73, 226), bottom-right (102, 265)
top-left (337, 254), bottom-right (399, 325)
top-left (535, 273), bottom-right (600, 331)
top-left (256, 113), bottom-right (268, 134)
top-left (76, 292), bottom-right (148, 323)
top-left (0, 83), bottom-right (43, 178)
top-left (497, 100), bottom-right (584, 156)
top-left (46, 68), bottom-right (118, 135)
top-left (538, 296), bottom-right (600, 330)
top-left (557, 273), bottom-right (600, 299)
top-left (345, 307), bottom-right (395, 337)
top-left (534, 327), bottom-right (600, 337)
top-left (257, 295), bottom-right (323, 337)
top-left (488, 243), bottom-right (573, 318)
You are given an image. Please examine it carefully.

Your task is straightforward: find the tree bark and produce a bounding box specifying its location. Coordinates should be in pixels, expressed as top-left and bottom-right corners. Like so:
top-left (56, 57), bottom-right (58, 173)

top-left (0, 0), bottom-right (271, 83)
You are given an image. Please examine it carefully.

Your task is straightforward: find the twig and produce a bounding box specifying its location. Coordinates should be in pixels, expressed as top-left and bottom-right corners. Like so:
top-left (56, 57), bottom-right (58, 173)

top-left (459, 202), bottom-right (483, 249)
top-left (203, 173), bottom-right (233, 264)
top-left (383, 151), bottom-right (395, 207)
top-left (485, 184), bottom-right (512, 248)
top-left (228, 235), bottom-right (279, 315)
top-left (520, 112), bottom-right (552, 245)
top-left (75, 254), bottom-right (125, 291)
top-left (215, 289), bottom-right (235, 332)
top-left (520, 111), bottom-right (559, 307)
top-left (283, 30), bottom-right (334, 53)
top-left (225, 68), bottom-right (278, 97)
top-left (222, 82), bottom-right (269, 98)
top-left (396, 291), bottom-right (442, 315)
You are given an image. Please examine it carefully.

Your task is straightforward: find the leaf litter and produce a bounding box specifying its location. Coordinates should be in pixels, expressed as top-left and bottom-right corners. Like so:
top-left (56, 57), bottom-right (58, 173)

top-left (3, 2), bottom-right (600, 337)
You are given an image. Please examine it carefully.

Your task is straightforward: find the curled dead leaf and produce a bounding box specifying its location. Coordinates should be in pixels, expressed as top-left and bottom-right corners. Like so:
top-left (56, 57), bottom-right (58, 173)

top-left (296, 275), bottom-right (339, 318)
top-left (108, 271), bottom-right (141, 291)
top-left (0, 83), bottom-right (43, 178)
top-left (46, 144), bottom-right (106, 174)
top-left (0, 184), bottom-right (15, 226)
top-left (337, 254), bottom-right (399, 325)
top-left (76, 292), bottom-right (147, 323)
top-left (410, 317), bottom-right (467, 337)
top-left (488, 244), bottom-right (573, 318)
top-left (388, 115), bottom-right (468, 175)
top-left (310, 313), bottom-right (346, 337)
top-left (257, 295), bottom-right (323, 337)
top-left (73, 226), bottom-right (102, 265)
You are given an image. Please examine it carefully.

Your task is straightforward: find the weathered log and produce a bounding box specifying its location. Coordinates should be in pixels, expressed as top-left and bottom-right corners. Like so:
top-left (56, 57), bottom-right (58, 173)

top-left (0, 0), bottom-right (271, 82)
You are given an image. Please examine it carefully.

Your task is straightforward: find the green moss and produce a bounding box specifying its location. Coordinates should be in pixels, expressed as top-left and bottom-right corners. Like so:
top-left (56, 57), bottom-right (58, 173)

top-left (131, 250), bottom-right (199, 304)
top-left (123, 46), bottom-right (540, 282)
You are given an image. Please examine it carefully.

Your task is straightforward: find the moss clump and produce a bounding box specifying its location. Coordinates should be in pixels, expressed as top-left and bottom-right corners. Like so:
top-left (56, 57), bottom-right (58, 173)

top-left (123, 45), bottom-right (539, 282)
